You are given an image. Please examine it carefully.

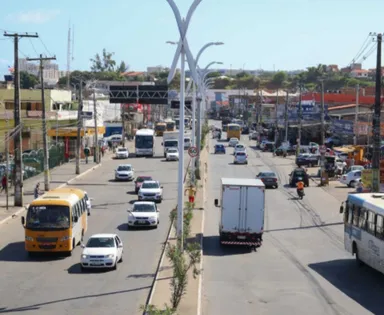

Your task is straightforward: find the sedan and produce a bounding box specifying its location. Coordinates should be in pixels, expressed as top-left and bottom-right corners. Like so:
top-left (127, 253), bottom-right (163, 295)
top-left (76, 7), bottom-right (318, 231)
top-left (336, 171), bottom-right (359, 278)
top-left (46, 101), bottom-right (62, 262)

top-left (115, 147), bottom-right (129, 159)
top-left (296, 153), bottom-right (319, 167)
top-left (256, 171), bottom-right (278, 189)
top-left (339, 170), bottom-right (362, 187)
top-left (80, 233), bottom-right (123, 271)
top-left (134, 175), bottom-right (153, 194)
top-left (127, 201), bottom-right (160, 229)
top-left (138, 180), bottom-right (163, 203)
top-left (115, 164), bottom-right (135, 181)
top-left (166, 148), bottom-right (179, 161)
top-left (228, 138), bottom-right (239, 147)
top-left (214, 144), bottom-right (226, 154)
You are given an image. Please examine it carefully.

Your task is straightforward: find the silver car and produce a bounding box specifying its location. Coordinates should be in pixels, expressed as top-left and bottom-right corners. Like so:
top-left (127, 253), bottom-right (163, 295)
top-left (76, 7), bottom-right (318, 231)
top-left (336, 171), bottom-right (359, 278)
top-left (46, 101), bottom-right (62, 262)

top-left (228, 138), bottom-right (239, 147)
top-left (115, 164), bottom-right (135, 181)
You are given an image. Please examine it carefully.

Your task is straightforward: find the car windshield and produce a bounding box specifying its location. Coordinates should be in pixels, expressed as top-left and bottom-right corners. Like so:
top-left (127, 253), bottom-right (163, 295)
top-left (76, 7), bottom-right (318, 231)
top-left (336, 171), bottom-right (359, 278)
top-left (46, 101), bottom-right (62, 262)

top-left (260, 172), bottom-right (276, 177)
top-left (86, 237), bottom-right (115, 248)
top-left (137, 176), bottom-right (152, 183)
top-left (216, 145), bottom-right (224, 148)
top-left (118, 148), bottom-right (127, 152)
top-left (168, 149), bottom-right (178, 153)
top-left (117, 165), bottom-right (131, 171)
top-left (184, 139), bottom-right (190, 143)
top-left (236, 145), bottom-right (244, 149)
top-left (165, 140), bottom-right (178, 147)
top-left (236, 152), bottom-right (246, 156)
top-left (294, 170), bottom-right (306, 176)
top-left (142, 182), bottom-right (159, 189)
top-left (26, 205), bottom-right (70, 230)
top-left (133, 203), bottom-right (156, 212)
top-left (230, 138), bottom-right (238, 142)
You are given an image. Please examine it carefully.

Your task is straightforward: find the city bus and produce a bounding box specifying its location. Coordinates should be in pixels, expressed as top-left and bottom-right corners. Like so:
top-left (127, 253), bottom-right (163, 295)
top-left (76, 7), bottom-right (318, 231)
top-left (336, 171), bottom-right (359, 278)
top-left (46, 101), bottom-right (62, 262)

top-left (226, 123), bottom-right (241, 141)
top-left (21, 187), bottom-right (89, 256)
top-left (165, 119), bottom-right (176, 131)
top-left (135, 128), bottom-right (155, 157)
top-left (155, 122), bottom-right (166, 136)
top-left (340, 193), bottom-right (384, 273)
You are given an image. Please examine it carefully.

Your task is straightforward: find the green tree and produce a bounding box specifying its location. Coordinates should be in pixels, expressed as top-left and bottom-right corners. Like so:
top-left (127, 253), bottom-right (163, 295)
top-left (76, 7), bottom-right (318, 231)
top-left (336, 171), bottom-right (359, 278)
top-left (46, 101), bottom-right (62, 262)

top-left (267, 71), bottom-right (288, 90)
top-left (116, 61), bottom-right (129, 73)
top-left (20, 71), bottom-right (38, 89)
top-left (90, 49), bottom-right (117, 72)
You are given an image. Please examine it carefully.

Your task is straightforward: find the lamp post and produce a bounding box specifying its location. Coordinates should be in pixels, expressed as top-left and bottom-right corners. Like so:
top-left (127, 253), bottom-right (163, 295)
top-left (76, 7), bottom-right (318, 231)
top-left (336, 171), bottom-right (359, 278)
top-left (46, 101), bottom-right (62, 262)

top-left (166, 0), bottom-right (202, 251)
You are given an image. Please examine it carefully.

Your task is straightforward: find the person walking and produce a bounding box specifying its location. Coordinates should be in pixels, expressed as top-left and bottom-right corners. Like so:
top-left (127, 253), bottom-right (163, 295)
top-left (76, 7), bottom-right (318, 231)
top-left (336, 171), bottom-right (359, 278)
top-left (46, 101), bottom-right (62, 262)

top-left (34, 183), bottom-right (42, 199)
top-left (1, 175), bottom-right (7, 193)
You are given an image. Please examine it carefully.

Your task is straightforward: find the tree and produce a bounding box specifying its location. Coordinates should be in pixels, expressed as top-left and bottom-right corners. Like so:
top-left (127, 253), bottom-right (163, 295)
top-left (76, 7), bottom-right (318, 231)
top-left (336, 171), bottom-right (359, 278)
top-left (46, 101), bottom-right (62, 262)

top-left (90, 49), bottom-right (117, 72)
top-left (20, 71), bottom-right (38, 89)
top-left (117, 61), bottom-right (129, 73)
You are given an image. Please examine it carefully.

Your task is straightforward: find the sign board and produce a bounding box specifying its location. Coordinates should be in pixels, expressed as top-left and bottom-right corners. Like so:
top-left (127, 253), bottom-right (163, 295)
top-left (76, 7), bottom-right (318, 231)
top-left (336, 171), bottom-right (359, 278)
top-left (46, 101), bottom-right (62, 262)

top-left (319, 145), bottom-right (327, 154)
top-left (81, 111), bottom-right (93, 120)
top-left (109, 85), bottom-right (168, 104)
top-left (188, 146), bottom-right (198, 157)
top-left (171, 100), bottom-right (192, 110)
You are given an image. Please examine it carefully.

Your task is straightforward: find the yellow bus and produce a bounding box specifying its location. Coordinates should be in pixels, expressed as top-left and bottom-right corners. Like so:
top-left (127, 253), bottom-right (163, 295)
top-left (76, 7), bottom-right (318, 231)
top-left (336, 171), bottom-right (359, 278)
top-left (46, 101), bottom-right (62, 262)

top-left (21, 187), bottom-right (89, 256)
top-left (226, 123), bottom-right (241, 140)
top-left (165, 119), bottom-right (175, 131)
top-left (155, 122), bottom-right (166, 136)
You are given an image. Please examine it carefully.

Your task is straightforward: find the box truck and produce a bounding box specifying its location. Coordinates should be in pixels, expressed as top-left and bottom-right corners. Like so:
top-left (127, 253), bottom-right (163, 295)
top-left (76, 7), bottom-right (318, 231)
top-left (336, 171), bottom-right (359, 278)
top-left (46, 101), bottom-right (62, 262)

top-left (214, 178), bottom-right (265, 248)
top-left (162, 131), bottom-right (179, 157)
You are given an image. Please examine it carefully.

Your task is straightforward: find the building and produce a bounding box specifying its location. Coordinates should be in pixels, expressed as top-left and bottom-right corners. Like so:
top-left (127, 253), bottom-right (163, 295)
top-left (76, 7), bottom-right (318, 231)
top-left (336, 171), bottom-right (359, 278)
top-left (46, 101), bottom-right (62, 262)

top-left (19, 58), bottom-right (60, 85)
top-left (350, 69), bottom-right (369, 78)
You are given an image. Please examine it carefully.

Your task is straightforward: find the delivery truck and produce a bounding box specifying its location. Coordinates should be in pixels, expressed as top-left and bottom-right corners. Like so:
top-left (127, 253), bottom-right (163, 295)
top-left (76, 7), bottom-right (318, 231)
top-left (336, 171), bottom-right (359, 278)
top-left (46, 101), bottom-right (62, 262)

top-left (214, 178), bottom-right (265, 249)
top-left (162, 131), bottom-right (179, 157)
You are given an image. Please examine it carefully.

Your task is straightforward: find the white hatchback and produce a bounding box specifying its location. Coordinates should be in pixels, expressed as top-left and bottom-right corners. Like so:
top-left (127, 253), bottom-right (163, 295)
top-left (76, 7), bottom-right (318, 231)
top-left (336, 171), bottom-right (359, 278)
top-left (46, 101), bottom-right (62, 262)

top-left (128, 201), bottom-right (160, 229)
top-left (115, 147), bottom-right (129, 159)
top-left (80, 234), bottom-right (123, 271)
top-left (233, 144), bottom-right (246, 155)
top-left (234, 151), bottom-right (248, 164)
top-left (228, 138), bottom-right (239, 147)
top-left (166, 148), bottom-right (179, 161)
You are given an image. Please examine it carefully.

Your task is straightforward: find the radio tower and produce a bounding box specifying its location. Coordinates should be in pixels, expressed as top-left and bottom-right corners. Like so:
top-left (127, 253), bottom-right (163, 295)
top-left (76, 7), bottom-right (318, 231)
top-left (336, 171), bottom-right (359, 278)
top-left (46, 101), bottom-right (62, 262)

top-left (66, 23), bottom-right (71, 90)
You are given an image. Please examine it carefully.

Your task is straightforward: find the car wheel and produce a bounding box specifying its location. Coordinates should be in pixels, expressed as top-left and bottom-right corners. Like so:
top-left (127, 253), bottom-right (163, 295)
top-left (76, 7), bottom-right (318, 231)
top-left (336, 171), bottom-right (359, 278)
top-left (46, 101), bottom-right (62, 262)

top-left (349, 180), bottom-right (356, 188)
top-left (80, 265), bottom-right (85, 272)
top-left (119, 254), bottom-right (123, 263)
top-left (113, 259), bottom-right (118, 270)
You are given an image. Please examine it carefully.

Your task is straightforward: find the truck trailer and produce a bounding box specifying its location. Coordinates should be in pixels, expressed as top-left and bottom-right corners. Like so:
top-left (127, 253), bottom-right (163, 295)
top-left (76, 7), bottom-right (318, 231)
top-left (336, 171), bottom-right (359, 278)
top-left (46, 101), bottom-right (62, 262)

top-left (162, 131), bottom-right (179, 157)
top-left (214, 178), bottom-right (265, 249)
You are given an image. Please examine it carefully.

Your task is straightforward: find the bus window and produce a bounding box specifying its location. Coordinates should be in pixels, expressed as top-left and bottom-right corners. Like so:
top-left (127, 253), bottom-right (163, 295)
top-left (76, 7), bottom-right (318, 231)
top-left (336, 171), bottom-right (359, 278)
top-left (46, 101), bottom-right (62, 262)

top-left (347, 202), bottom-right (353, 224)
top-left (358, 208), bottom-right (367, 230)
top-left (367, 211), bottom-right (376, 235)
top-left (376, 215), bottom-right (384, 239)
top-left (352, 205), bottom-right (360, 227)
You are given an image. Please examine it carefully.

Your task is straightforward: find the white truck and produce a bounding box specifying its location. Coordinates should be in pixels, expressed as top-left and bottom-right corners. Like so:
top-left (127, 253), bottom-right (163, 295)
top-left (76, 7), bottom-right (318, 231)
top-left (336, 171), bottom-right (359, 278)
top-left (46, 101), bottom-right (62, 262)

top-left (214, 178), bottom-right (265, 249)
top-left (162, 131), bottom-right (179, 157)
top-left (184, 133), bottom-right (192, 150)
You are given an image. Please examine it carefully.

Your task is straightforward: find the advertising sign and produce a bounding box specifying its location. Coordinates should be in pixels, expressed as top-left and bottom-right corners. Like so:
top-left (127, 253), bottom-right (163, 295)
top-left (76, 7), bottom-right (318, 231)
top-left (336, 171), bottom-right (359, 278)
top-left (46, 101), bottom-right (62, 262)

top-left (330, 119), bottom-right (354, 135)
top-left (277, 101), bottom-right (328, 126)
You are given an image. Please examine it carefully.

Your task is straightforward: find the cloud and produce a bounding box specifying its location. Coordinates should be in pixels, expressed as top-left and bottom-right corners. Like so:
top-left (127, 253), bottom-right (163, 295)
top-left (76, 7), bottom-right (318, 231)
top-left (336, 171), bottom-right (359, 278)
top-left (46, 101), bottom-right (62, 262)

top-left (0, 59), bottom-right (10, 65)
top-left (6, 9), bottom-right (60, 24)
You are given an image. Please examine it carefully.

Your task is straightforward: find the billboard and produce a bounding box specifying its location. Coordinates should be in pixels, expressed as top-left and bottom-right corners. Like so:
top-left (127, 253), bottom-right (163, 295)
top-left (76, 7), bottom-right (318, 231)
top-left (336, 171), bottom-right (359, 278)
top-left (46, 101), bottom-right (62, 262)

top-left (330, 119), bottom-right (354, 135)
top-left (277, 101), bottom-right (329, 126)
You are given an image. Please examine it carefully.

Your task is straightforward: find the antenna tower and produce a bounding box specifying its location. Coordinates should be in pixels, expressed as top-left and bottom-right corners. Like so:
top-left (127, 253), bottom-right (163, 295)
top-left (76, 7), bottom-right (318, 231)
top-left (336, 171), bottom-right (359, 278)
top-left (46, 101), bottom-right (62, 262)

top-left (66, 23), bottom-right (71, 90)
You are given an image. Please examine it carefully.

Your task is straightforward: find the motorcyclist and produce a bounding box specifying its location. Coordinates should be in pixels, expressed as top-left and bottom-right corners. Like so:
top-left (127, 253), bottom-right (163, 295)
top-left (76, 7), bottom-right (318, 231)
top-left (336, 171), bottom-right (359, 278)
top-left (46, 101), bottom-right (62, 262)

top-left (296, 180), bottom-right (305, 197)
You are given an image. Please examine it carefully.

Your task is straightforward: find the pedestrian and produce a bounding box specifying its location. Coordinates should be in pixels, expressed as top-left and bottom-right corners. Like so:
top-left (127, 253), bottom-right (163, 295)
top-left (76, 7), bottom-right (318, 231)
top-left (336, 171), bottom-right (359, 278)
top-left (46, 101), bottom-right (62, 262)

top-left (34, 183), bottom-right (41, 199)
top-left (101, 146), bottom-right (105, 157)
top-left (184, 184), bottom-right (196, 204)
top-left (1, 175), bottom-right (7, 193)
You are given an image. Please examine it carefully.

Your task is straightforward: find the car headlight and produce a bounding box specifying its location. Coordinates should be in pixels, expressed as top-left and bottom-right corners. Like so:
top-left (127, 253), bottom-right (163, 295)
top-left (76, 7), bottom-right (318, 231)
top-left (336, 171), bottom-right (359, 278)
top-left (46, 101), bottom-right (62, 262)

top-left (81, 254), bottom-right (88, 259)
top-left (25, 236), bottom-right (33, 241)
top-left (106, 254), bottom-right (115, 258)
top-left (60, 236), bottom-right (71, 241)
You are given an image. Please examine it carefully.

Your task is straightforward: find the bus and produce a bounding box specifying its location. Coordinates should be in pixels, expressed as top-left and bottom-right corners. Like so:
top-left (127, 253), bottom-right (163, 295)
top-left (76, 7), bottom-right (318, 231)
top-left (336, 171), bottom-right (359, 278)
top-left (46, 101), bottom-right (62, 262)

top-left (135, 128), bottom-right (155, 157)
top-left (340, 193), bottom-right (384, 273)
top-left (164, 119), bottom-right (176, 131)
top-left (226, 123), bottom-right (241, 141)
top-left (21, 187), bottom-right (89, 256)
top-left (155, 122), bottom-right (166, 136)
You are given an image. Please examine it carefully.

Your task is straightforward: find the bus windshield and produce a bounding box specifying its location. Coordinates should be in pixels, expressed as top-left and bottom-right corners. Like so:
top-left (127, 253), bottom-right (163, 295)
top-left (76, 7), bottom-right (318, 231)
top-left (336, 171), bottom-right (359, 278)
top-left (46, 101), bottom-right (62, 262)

top-left (155, 125), bottom-right (166, 131)
top-left (135, 135), bottom-right (154, 149)
top-left (228, 125), bottom-right (240, 131)
top-left (26, 205), bottom-right (70, 230)
top-left (166, 123), bottom-right (175, 129)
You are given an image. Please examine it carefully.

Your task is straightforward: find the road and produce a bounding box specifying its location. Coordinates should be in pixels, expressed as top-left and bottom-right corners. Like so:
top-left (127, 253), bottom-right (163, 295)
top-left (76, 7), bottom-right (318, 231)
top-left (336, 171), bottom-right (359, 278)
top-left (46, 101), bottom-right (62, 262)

top-left (202, 120), bottom-right (383, 315)
top-left (0, 137), bottom-right (189, 315)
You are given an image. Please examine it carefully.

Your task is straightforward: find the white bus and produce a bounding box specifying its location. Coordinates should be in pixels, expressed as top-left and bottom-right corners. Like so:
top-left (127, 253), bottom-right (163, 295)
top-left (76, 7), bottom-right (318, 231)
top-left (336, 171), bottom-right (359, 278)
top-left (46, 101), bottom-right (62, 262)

top-left (340, 193), bottom-right (384, 272)
top-left (135, 129), bottom-right (155, 157)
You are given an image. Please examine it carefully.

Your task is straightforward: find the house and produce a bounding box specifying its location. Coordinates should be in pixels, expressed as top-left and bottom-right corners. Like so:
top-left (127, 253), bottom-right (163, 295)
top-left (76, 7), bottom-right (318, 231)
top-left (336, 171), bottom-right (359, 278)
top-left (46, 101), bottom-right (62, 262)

top-left (350, 69), bottom-right (369, 78)
top-left (326, 64), bottom-right (339, 72)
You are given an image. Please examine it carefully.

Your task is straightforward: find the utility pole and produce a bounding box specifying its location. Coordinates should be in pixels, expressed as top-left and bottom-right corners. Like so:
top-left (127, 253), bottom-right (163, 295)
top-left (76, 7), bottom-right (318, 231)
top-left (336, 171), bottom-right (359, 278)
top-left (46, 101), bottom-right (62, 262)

top-left (93, 90), bottom-right (100, 164)
top-left (195, 93), bottom-right (202, 178)
top-left (191, 83), bottom-right (196, 182)
top-left (297, 84), bottom-right (302, 157)
top-left (55, 112), bottom-right (59, 144)
top-left (75, 82), bottom-right (83, 174)
top-left (354, 83), bottom-right (360, 145)
top-left (5, 130), bottom-right (9, 210)
top-left (4, 32), bottom-right (38, 206)
top-left (274, 89), bottom-right (279, 145)
top-left (372, 33), bottom-right (382, 192)
top-left (27, 54), bottom-right (56, 191)
top-left (121, 104), bottom-right (126, 148)
top-left (284, 90), bottom-right (289, 142)
top-left (320, 79), bottom-right (326, 186)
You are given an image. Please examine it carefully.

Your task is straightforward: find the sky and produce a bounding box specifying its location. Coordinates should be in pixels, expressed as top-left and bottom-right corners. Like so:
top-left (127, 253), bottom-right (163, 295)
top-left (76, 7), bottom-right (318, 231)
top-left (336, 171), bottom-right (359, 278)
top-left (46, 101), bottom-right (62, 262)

top-left (1, 0), bottom-right (384, 76)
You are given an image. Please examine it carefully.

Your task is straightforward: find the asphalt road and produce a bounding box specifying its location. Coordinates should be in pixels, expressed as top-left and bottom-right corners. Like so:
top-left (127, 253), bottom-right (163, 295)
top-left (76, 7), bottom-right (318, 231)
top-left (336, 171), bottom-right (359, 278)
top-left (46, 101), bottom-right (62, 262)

top-left (202, 120), bottom-right (383, 315)
top-left (0, 137), bottom-right (190, 315)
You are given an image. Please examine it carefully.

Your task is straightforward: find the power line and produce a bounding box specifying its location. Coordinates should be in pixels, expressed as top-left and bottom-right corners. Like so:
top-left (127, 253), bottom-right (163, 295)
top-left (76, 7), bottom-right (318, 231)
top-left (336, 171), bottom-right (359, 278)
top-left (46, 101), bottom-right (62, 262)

top-left (39, 37), bottom-right (52, 58)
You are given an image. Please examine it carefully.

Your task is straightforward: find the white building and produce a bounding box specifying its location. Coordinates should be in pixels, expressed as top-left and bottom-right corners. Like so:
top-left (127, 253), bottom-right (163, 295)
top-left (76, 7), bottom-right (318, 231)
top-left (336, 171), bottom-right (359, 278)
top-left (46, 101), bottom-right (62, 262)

top-left (19, 58), bottom-right (60, 85)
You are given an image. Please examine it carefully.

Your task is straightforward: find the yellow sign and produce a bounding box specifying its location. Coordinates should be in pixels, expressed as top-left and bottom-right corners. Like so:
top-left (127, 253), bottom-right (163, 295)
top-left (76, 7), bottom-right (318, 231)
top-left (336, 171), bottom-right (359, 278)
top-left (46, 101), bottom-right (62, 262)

top-left (362, 169), bottom-right (373, 190)
top-left (47, 126), bottom-right (106, 138)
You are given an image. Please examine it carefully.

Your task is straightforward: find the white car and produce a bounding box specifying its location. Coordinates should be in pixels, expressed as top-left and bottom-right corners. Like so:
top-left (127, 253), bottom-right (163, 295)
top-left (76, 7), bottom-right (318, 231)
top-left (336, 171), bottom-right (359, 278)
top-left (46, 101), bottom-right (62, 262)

top-left (115, 147), bottom-right (129, 159)
top-left (228, 137), bottom-right (239, 147)
top-left (115, 164), bottom-right (135, 181)
top-left (166, 148), bottom-right (179, 161)
top-left (249, 131), bottom-right (258, 140)
top-left (234, 151), bottom-right (248, 164)
top-left (80, 233), bottom-right (123, 271)
top-left (84, 191), bottom-right (93, 216)
top-left (233, 144), bottom-right (246, 155)
top-left (339, 170), bottom-right (362, 187)
top-left (138, 180), bottom-right (163, 203)
top-left (259, 140), bottom-right (269, 150)
top-left (127, 201), bottom-right (160, 229)
top-left (184, 137), bottom-right (191, 150)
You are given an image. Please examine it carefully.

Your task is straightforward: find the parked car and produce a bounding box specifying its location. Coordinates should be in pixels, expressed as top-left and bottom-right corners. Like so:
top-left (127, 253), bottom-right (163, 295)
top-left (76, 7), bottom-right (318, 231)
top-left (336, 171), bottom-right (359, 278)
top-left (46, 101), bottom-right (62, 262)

top-left (289, 168), bottom-right (309, 187)
top-left (275, 145), bottom-right (295, 156)
top-left (263, 142), bottom-right (274, 152)
top-left (241, 126), bottom-right (249, 134)
top-left (115, 164), bottom-right (135, 181)
top-left (80, 233), bottom-right (123, 271)
top-left (249, 131), bottom-right (258, 140)
top-left (233, 151), bottom-right (248, 164)
top-left (115, 147), bottom-right (129, 159)
top-left (233, 144), bottom-right (246, 155)
top-left (127, 201), bottom-right (160, 229)
top-left (134, 176), bottom-right (153, 194)
top-left (256, 171), bottom-right (278, 188)
top-left (296, 153), bottom-right (320, 167)
top-left (214, 144), bottom-right (226, 154)
top-left (166, 148), bottom-right (179, 161)
top-left (138, 180), bottom-right (163, 203)
top-left (339, 170), bottom-right (362, 187)
top-left (228, 138), bottom-right (239, 147)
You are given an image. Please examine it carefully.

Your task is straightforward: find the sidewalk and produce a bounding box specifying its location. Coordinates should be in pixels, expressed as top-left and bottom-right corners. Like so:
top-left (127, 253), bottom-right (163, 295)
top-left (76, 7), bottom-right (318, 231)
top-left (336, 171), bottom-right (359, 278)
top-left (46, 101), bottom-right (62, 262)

top-left (0, 159), bottom-right (101, 226)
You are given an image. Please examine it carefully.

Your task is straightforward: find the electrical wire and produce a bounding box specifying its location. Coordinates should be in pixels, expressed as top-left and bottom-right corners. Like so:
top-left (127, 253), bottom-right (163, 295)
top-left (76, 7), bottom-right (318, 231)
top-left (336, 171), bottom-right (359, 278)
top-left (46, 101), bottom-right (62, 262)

top-left (38, 37), bottom-right (52, 56)
top-left (349, 34), bottom-right (371, 66)
top-left (28, 38), bottom-right (39, 56)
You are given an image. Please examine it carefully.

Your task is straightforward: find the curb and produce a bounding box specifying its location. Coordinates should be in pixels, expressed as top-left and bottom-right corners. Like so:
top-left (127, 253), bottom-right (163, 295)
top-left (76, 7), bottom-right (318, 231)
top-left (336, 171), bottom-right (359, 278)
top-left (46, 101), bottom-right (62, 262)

top-left (0, 163), bottom-right (102, 227)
